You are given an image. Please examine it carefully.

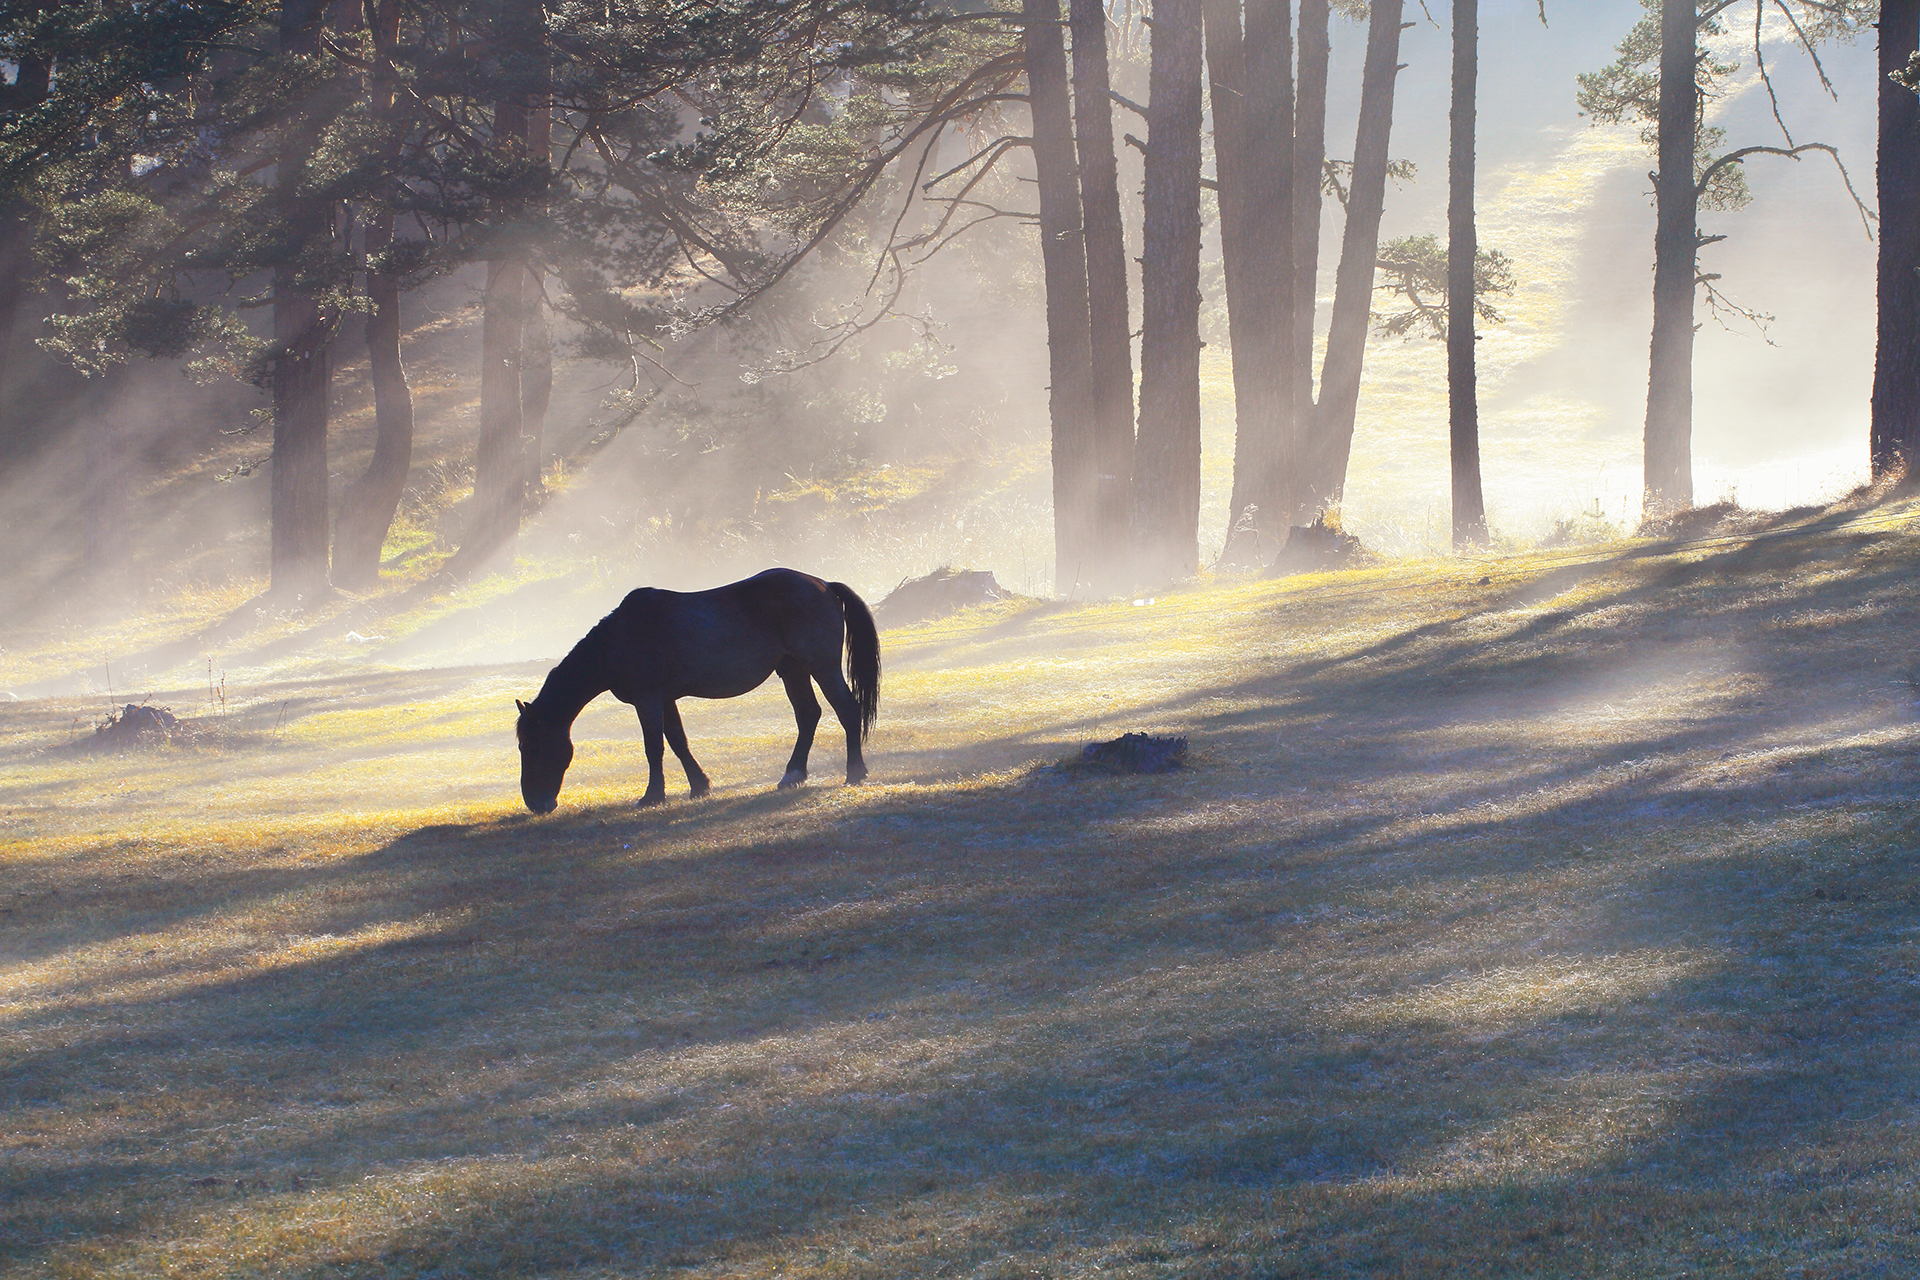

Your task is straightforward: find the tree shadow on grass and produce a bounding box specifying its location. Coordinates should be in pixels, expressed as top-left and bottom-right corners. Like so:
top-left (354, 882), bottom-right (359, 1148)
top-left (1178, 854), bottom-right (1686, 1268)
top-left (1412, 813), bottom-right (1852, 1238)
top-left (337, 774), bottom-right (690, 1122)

top-left (8, 510), bottom-right (1920, 1274)
top-left (8, 714), bottom-right (1920, 1274)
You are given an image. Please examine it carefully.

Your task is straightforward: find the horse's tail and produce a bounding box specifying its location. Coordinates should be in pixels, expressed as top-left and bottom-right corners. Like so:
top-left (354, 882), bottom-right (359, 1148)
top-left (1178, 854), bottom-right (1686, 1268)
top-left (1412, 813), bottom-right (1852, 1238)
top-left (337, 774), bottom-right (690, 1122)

top-left (828, 581), bottom-right (880, 739)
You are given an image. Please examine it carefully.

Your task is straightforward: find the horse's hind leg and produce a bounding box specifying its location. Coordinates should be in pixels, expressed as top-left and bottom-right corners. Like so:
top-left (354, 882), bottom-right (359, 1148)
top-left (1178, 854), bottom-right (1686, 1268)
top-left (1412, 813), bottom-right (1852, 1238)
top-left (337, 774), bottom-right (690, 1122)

top-left (815, 667), bottom-right (869, 786)
top-left (663, 699), bottom-right (710, 798)
top-left (634, 699), bottom-right (669, 807)
top-left (776, 656), bottom-right (821, 789)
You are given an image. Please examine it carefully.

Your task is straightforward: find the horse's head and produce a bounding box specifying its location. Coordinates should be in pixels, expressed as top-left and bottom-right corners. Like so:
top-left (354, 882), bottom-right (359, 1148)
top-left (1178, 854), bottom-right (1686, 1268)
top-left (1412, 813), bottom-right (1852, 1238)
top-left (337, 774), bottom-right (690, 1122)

top-left (515, 698), bottom-right (573, 814)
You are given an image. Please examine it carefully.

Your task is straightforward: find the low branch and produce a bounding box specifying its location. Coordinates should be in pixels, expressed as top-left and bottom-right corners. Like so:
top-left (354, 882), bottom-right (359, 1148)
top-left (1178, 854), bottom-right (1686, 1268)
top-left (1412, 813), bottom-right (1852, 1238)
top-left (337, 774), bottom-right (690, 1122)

top-left (924, 134), bottom-right (1031, 190)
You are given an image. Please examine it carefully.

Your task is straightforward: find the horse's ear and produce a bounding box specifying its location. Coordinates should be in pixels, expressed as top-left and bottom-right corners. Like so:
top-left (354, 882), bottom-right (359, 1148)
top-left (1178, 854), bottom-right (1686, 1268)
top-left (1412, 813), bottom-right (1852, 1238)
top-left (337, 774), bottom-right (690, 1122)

top-left (515, 699), bottom-right (528, 714)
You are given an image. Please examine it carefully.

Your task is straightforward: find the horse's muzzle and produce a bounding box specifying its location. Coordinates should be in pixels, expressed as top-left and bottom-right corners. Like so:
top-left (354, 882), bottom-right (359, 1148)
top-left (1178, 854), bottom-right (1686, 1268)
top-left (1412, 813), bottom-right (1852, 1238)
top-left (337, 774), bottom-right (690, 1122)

top-left (524, 793), bottom-right (558, 815)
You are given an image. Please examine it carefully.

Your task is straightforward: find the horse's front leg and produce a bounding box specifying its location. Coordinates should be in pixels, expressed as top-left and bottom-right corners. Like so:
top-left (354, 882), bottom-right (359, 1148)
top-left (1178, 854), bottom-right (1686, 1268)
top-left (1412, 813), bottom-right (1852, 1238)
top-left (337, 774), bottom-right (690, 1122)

top-left (634, 699), bottom-right (669, 807)
top-left (662, 699), bottom-right (710, 798)
top-left (776, 656), bottom-right (821, 789)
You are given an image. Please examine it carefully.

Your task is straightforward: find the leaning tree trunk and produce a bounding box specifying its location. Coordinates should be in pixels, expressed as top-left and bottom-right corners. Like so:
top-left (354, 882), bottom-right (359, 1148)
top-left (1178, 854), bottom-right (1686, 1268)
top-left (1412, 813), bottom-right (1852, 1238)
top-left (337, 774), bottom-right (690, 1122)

top-left (1215, 0), bottom-right (1293, 562)
top-left (1304, 0), bottom-right (1404, 515)
top-left (269, 0), bottom-right (335, 598)
top-left (1070, 0), bottom-right (1135, 587)
top-left (1024, 0), bottom-right (1097, 595)
top-left (1643, 0), bottom-right (1698, 515)
top-left (1448, 0), bottom-right (1488, 546)
top-left (1872, 0), bottom-right (1920, 483)
top-left (332, 0), bottom-right (415, 589)
top-left (1290, 0), bottom-right (1330, 506)
top-left (1133, 0), bottom-right (1206, 583)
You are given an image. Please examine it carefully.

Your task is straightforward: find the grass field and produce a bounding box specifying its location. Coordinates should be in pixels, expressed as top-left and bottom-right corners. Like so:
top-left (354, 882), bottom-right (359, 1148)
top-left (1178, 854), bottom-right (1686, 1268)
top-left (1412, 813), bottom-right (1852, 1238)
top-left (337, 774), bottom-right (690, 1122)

top-left (6, 496), bottom-right (1920, 1278)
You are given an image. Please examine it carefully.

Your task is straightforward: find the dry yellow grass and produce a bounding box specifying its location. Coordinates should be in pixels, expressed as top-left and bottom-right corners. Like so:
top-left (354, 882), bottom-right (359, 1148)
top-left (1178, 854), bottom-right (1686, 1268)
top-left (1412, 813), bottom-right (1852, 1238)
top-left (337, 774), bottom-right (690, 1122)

top-left (5, 497), bottom-right (1920, 1278)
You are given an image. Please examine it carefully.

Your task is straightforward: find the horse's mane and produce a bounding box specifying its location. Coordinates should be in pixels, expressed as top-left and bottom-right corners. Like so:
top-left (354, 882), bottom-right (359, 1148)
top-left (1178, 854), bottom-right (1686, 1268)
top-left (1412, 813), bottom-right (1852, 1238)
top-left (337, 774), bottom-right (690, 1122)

top-left (532, 609), bottom-right (618, 714)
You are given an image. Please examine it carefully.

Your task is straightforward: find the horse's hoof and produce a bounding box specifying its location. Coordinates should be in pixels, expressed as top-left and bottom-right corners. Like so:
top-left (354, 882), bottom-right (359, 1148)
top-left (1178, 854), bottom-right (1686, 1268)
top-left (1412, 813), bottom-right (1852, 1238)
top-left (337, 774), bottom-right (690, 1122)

top-left (635, 793), bottom-right (667, 809)
top-left (845, 767), bottom-right (868, 786)
top-left (777, 769), bottom-right (806, 790)
top-left (688, 779), bottom-right (711, 799)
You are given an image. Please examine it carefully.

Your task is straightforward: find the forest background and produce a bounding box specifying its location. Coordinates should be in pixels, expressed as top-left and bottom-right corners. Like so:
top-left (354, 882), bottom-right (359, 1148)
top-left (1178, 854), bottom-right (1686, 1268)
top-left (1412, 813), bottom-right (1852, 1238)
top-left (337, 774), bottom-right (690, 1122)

top-left (0, 0), bottom-right (1891, 693)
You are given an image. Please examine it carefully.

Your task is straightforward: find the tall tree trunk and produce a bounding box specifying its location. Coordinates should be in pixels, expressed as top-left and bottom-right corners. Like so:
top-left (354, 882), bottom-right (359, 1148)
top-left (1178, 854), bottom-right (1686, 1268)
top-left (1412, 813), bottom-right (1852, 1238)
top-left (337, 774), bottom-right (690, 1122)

top-left (520, 33), bottom-right (553, 499)
top-left (1133, 0), bottom-right (1205, 582)
top-left (269, 0), bottom-right (335, 598)
top-left (332, 210), bottom-right (415, 588)
top-left (1070, 0), bottom-right (1134, 586)
top-left (1304, 0), bottom-right (1403, 514)
top-left (1448, 0), bottom-right (1487, 546)
top-left (1643, 0), bottom-right (1697, 515)
top-left (1025, 0), bottom-right (1097, 595)
top-left (1291, 0), bottom-right (1330, 499)
top-left (1873, 0), bottom-right (1920, 483)
top-left (1215, 0), bottom-right (1293, 562)
top-left (461, 4), bottom-right (541, 571)
top-left (332, 0), bottom-right (414, 589)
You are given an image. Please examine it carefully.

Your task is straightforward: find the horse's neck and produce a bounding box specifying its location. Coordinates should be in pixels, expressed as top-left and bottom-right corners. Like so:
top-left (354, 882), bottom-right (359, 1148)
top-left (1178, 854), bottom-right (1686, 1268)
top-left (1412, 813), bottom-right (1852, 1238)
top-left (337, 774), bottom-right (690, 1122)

top-left (534, 633), bottom-right (611, 724)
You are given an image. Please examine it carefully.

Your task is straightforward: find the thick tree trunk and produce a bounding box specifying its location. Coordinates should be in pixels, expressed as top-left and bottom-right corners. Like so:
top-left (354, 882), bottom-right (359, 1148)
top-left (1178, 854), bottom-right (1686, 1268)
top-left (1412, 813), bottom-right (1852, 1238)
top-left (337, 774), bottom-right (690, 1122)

top-left (1643, 0), bottom-right (1697, 515)
top-left (1873, 0), bottom-right (1920, 483)
top-left (1133, 0), bottom-right (1205, 582)
top-left (1070, 0), bottom-right (1134, 585)
top-left (1024, 0), bottom-right (1097, 595)
top-left (1291, 0), bottom-right (1330, 479)
top-left (1214, 0), bottom-right (1293, 562)
top-left (269, 0), bottom-right (334, 598)
top-left (1448, 0), bottom-right (1487, 547)
top-left (1304, 0), bottom-right (1403, 514)
top-left (332, 211), bottom-right (415, 589)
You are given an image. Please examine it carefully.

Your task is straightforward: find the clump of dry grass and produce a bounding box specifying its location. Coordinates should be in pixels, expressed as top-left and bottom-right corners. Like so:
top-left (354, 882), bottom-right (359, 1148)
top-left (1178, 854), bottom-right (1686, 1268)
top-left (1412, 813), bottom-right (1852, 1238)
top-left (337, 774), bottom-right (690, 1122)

top-left (4, 496), bottom-right (1920, 1278)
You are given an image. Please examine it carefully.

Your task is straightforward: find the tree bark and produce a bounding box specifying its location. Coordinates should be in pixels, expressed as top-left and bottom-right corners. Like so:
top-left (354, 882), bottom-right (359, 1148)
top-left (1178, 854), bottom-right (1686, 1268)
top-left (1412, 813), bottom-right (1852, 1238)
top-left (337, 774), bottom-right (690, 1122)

top-left (269, 0), bottom-right (335, 598)
top-left (1291, 0), bottom-right (1330, 482)
top-left (1873, 0), bottom-right (1920, 483)
top-left (1304, 0), bottom-right (1403, 514)
top-left (1133, 0), bottom-right (1205, 582)
top-left (1024, 0), bottom-right (1097, 595)
top-left (1448, 0), bottom-right (1487, 546)
top-left (1069, 0), bottom-right (1134, 586)
top-left (1643, 0), bottom-right (1697, 515)
top-left (1208, 0), bottom-right (1296, 565)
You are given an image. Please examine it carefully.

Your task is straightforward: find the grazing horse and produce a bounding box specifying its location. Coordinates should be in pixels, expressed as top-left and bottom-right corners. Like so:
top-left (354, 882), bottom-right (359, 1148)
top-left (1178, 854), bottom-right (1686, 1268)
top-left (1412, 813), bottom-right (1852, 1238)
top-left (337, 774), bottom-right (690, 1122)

top-left (514, 568), bottom-right (880, 813)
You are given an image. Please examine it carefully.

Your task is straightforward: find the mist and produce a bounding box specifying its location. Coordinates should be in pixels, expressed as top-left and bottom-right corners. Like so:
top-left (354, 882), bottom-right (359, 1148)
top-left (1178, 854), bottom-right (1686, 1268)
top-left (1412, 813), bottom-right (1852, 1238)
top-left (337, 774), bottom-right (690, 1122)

top-left (0, 0), bottom-right (1891, 690)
